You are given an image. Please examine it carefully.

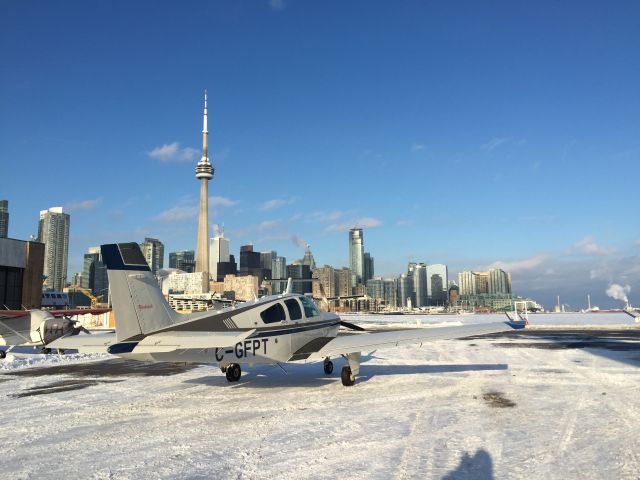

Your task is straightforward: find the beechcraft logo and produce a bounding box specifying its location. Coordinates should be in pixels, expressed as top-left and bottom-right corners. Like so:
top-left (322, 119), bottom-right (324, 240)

top-left (138, 304), bottom-right (153, 309)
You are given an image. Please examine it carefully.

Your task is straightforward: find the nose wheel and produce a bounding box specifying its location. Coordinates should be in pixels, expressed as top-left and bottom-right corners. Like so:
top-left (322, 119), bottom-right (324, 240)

top-left (0, 350), bottom-right (6, 359)
top-left (323, 357), bottom-right (334, 375)
top-left (225, 363), bottom-right (241, 382)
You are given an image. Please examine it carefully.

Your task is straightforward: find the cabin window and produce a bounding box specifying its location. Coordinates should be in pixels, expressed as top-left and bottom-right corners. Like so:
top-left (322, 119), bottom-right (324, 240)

top-left (300, 296), bottom-right (320, 318)
top-left (284, 299), bottom-right (302, 321)
top-left (260, 303), bottom-right (286, 324)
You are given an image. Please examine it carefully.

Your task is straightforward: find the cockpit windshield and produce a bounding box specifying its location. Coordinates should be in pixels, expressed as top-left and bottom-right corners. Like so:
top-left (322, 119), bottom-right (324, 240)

top-left (299, 296), bottom-right (320, 318)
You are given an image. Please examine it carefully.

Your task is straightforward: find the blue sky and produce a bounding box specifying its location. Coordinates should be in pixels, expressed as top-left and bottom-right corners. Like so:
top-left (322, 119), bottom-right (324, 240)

top-left (1, 0), bottom-right (639, 309)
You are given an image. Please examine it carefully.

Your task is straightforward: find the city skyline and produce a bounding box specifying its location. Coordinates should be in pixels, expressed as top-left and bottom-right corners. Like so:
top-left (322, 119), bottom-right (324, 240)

top-left (1, 1), bottom-right (639, 309)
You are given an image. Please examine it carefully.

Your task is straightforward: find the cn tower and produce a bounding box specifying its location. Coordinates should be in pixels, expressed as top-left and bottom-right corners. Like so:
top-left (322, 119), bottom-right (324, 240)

top-left (195, 91), bottom-right (214, 292)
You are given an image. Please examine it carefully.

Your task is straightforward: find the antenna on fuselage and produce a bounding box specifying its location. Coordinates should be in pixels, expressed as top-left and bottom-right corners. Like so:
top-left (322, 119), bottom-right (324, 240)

top-left (285, 278), bottom-right (293, 294)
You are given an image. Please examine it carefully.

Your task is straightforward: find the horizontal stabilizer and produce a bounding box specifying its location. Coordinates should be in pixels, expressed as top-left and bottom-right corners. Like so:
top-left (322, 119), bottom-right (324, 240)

top-left (47, 332), bottom-right (116, 353)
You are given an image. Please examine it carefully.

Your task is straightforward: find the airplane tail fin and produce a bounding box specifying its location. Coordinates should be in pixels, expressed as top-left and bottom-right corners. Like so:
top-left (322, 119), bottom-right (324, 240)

top-left (101, 243), bottom-right (180, 342)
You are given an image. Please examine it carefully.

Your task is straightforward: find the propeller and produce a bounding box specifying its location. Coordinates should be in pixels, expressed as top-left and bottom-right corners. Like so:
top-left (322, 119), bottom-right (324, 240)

top-left (339, 320), bottom-right (366, 332)
top-left (317, 282), bottom-right (367, 332)
top-left (64, 316), bottom-right (92, 335)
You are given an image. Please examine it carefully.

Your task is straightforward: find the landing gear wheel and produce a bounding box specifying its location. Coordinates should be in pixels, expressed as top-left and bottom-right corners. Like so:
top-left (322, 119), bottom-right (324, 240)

top-left (220, 365), bottom-right (227, 373)
top-left (341, 365), bottom-right (355, 386)
top-left (323, 360), bottom-right (334, 375)
top-left (41, 348), bottom-right (51, 355)
top-left (225, 363), bottom-right (241, 382)
top-left (0, 350), bottom-right (5, 359)
top-left (58, 349), bottom-right (66, 355)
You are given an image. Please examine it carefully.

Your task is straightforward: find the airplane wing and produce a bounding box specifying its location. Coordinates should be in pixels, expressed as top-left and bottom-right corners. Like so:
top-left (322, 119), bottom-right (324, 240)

top-left (305, 321), bottom-right (525, 360)
top-left (48, 330), bottom-right (257, 354)
top-left (47, 332), bottom-right (117, 353)
top-left (49, 308), bottom-right (111, 317)
top-left (132, 330), bottom-right (257, 353)
top-left (0, 310), bottom-right (30, 320)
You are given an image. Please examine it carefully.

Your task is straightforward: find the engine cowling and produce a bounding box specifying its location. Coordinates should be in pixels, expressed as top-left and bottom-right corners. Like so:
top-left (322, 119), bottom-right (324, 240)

top-left (31, 310), bottom-right (76, 345)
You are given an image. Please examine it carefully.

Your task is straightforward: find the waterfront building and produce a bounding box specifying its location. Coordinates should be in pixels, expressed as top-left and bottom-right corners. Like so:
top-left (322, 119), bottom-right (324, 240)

top-left (458, 271), bottom-right (476, 295)
top-left (38, 207), bottom-right (70, 291)
top-left (397, 273), bottom-right (412, 308)
top-left (312, 265), bottom-right (339, 299)
top-left (488, 268), bottom-right (511, 294)
top-left (349, 228), bottom-right (364, 284)
top-left (195, 91), bottom-right (214, 292)
top-left (0, 200), bottom-right (8, 238)
top-left (0, 237), bottom-right (44, 309)
top-left (224, 274), bottom-right (259, 301)
top-left (82, 246), bottom-right (109, 300)
top-left (366, 277), bottom-right (384, 300)
top-left (210, 231), bottom-right (230, 280)
top-left (337, 267), bottom-right (353, 297)
top-left (287, 264), bottom-right (312, 295)
top-left (169, 250), bottom-right (195, 273)
top-left (448, 284), bottom-right (460, 305)
top-left (141, 237), bottom-right (164, 275)
top-left (384, 279), bottom-right (397, 309)
top-left (364, 252), bottom-right (374, 283)
top-left (427, 264), bottom-right (448, 305)
top-left (161, 271), bottom-right (208, 295)
top-left (476, 272), bottom-right (489, 294)
top-left (413, 263), bottom-right (428, 307)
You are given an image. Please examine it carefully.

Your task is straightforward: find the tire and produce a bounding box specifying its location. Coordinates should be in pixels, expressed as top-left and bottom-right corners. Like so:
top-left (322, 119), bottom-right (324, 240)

top-left (0, 350), bottom-right (6, 359)
top-left (226, 363), bottom-right (241, 382)
top-left (324, 360), bottom-right (334, 375)
top-left (41, 348), bottom-right (52, 355)
top-left (58, 349), bottom-right (66, 355)
top-left (341, 365), bottom-right (355, 386)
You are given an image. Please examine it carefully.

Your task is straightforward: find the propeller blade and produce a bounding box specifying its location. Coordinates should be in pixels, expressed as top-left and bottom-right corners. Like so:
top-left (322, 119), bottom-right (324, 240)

top-left (340, 320), bottom-right (366, 332)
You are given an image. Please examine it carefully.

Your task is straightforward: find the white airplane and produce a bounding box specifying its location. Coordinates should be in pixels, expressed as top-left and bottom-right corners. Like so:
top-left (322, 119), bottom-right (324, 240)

top-left (50, 243), bottom-right (526, 386)
top-left (0, 307), bottom-right (109, 359)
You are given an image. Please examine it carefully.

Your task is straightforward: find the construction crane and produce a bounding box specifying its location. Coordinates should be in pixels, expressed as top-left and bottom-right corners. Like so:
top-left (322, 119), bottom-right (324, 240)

top-left (67, 286), bottom-right (107, 309)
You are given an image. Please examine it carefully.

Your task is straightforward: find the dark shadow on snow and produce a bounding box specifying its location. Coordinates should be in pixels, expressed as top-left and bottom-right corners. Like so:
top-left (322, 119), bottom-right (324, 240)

top-left (443, 448), bottom-right (494, 480)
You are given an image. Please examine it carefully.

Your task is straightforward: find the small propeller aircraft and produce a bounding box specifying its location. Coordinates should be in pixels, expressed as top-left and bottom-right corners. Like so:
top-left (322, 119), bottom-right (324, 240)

top-left (50, 243), bottom-right (526, 386)
top-left (0, 307), bottom-right (110, 359)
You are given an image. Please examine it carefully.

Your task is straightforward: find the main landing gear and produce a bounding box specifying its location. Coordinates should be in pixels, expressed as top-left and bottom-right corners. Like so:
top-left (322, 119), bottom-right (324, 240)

top-left (340, 352), bottom-right (361, 387)
top-left (323, 357), bottom-right (334, 375)
top-left (0, 350), bottom-right (6, 359)
top-left (225, 363), bottom-right (241, 382)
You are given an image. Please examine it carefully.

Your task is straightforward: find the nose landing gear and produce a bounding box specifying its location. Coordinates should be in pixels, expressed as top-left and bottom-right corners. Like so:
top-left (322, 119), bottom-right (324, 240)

top-left (225, 363), bottom-right (242, 382)
top-left (323, 357), bottom-right (334, 375)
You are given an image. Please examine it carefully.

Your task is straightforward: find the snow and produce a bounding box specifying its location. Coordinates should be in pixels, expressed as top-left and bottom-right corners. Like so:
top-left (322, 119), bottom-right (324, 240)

top-left (1, 324), bottom-right (639, 479)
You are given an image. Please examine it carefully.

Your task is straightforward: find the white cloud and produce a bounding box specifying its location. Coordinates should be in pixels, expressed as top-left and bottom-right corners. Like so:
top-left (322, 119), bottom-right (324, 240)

top-left (481, 137), bottom-right (526, 152)
top-left (153, 206), bottom-right (197, 222)
top-left (148, 142), bottom-right (198, 162)
top-left (571, 236), bottom-right (615, 256)
top-left (260, 199), bottom-right (285, 211)
top-left (209, 196), bottom-right (238, 208)
top-left (326, 217), bottom-right (382, 233)
top-left (65, 198), bottom-right (102, 211)
top-left (487, 254), bottom-right (548, 272)
top-left (268, 0), bottom-right (285, 10)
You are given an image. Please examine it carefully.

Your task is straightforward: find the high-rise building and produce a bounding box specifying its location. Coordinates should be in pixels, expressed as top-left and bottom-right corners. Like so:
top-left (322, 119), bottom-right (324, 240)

top-left (141, 237), bottom-right (164, 275)
top-left (286, 264), bottom-right (312, 295)
top-left (169, 250), bottom-right (195, 273)
top-left (312, 265), bottom-right (339, 298)
top-left (210, 232), bottom-right (230, 280)
top-left (82, 246), bottom-right (109, 300)
top-left (476, 272), bottom-right (489, 294)
top-left (270, 255), bottom-right (287, 294)
top-left (397, 273), bottom-right (412, 308)
top-left (458, 271), bottom-right (476, 295)
top-left (349, 228), bottom-right (364, 284)
top-left (38, 207), bottom-right (70, 291)
top-left (384, 279), bottom-right (397, 308)
top-left (427, 264), bottom-right (448, 304)
top-left (337, 267), bottom-right (353, 297)
top-left (195, 91), bottom-right (214, 292)
top-left (363, 252), bottom-right (374, 283)
top-left (488, 268), bottom-right (511, 294)
top-left (412, 263), bottom-right (428, 307)
top-left (216, 254), bottom-right (238, 281)
top-left (301, 245), bottom-right (316, 270)
top-left (0, 200), bottom-right (8, 238)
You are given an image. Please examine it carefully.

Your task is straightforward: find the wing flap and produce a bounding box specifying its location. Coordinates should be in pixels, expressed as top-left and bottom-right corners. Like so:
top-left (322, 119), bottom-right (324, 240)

top-left (133, 329), bottom-right (256, 352)
top-left (308, 321), bottom-right (524, 359)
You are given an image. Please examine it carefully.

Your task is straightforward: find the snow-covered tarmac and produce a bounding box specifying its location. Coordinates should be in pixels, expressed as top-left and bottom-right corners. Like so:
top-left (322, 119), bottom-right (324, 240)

top-left (1, 327), bottom-right (639, 479)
